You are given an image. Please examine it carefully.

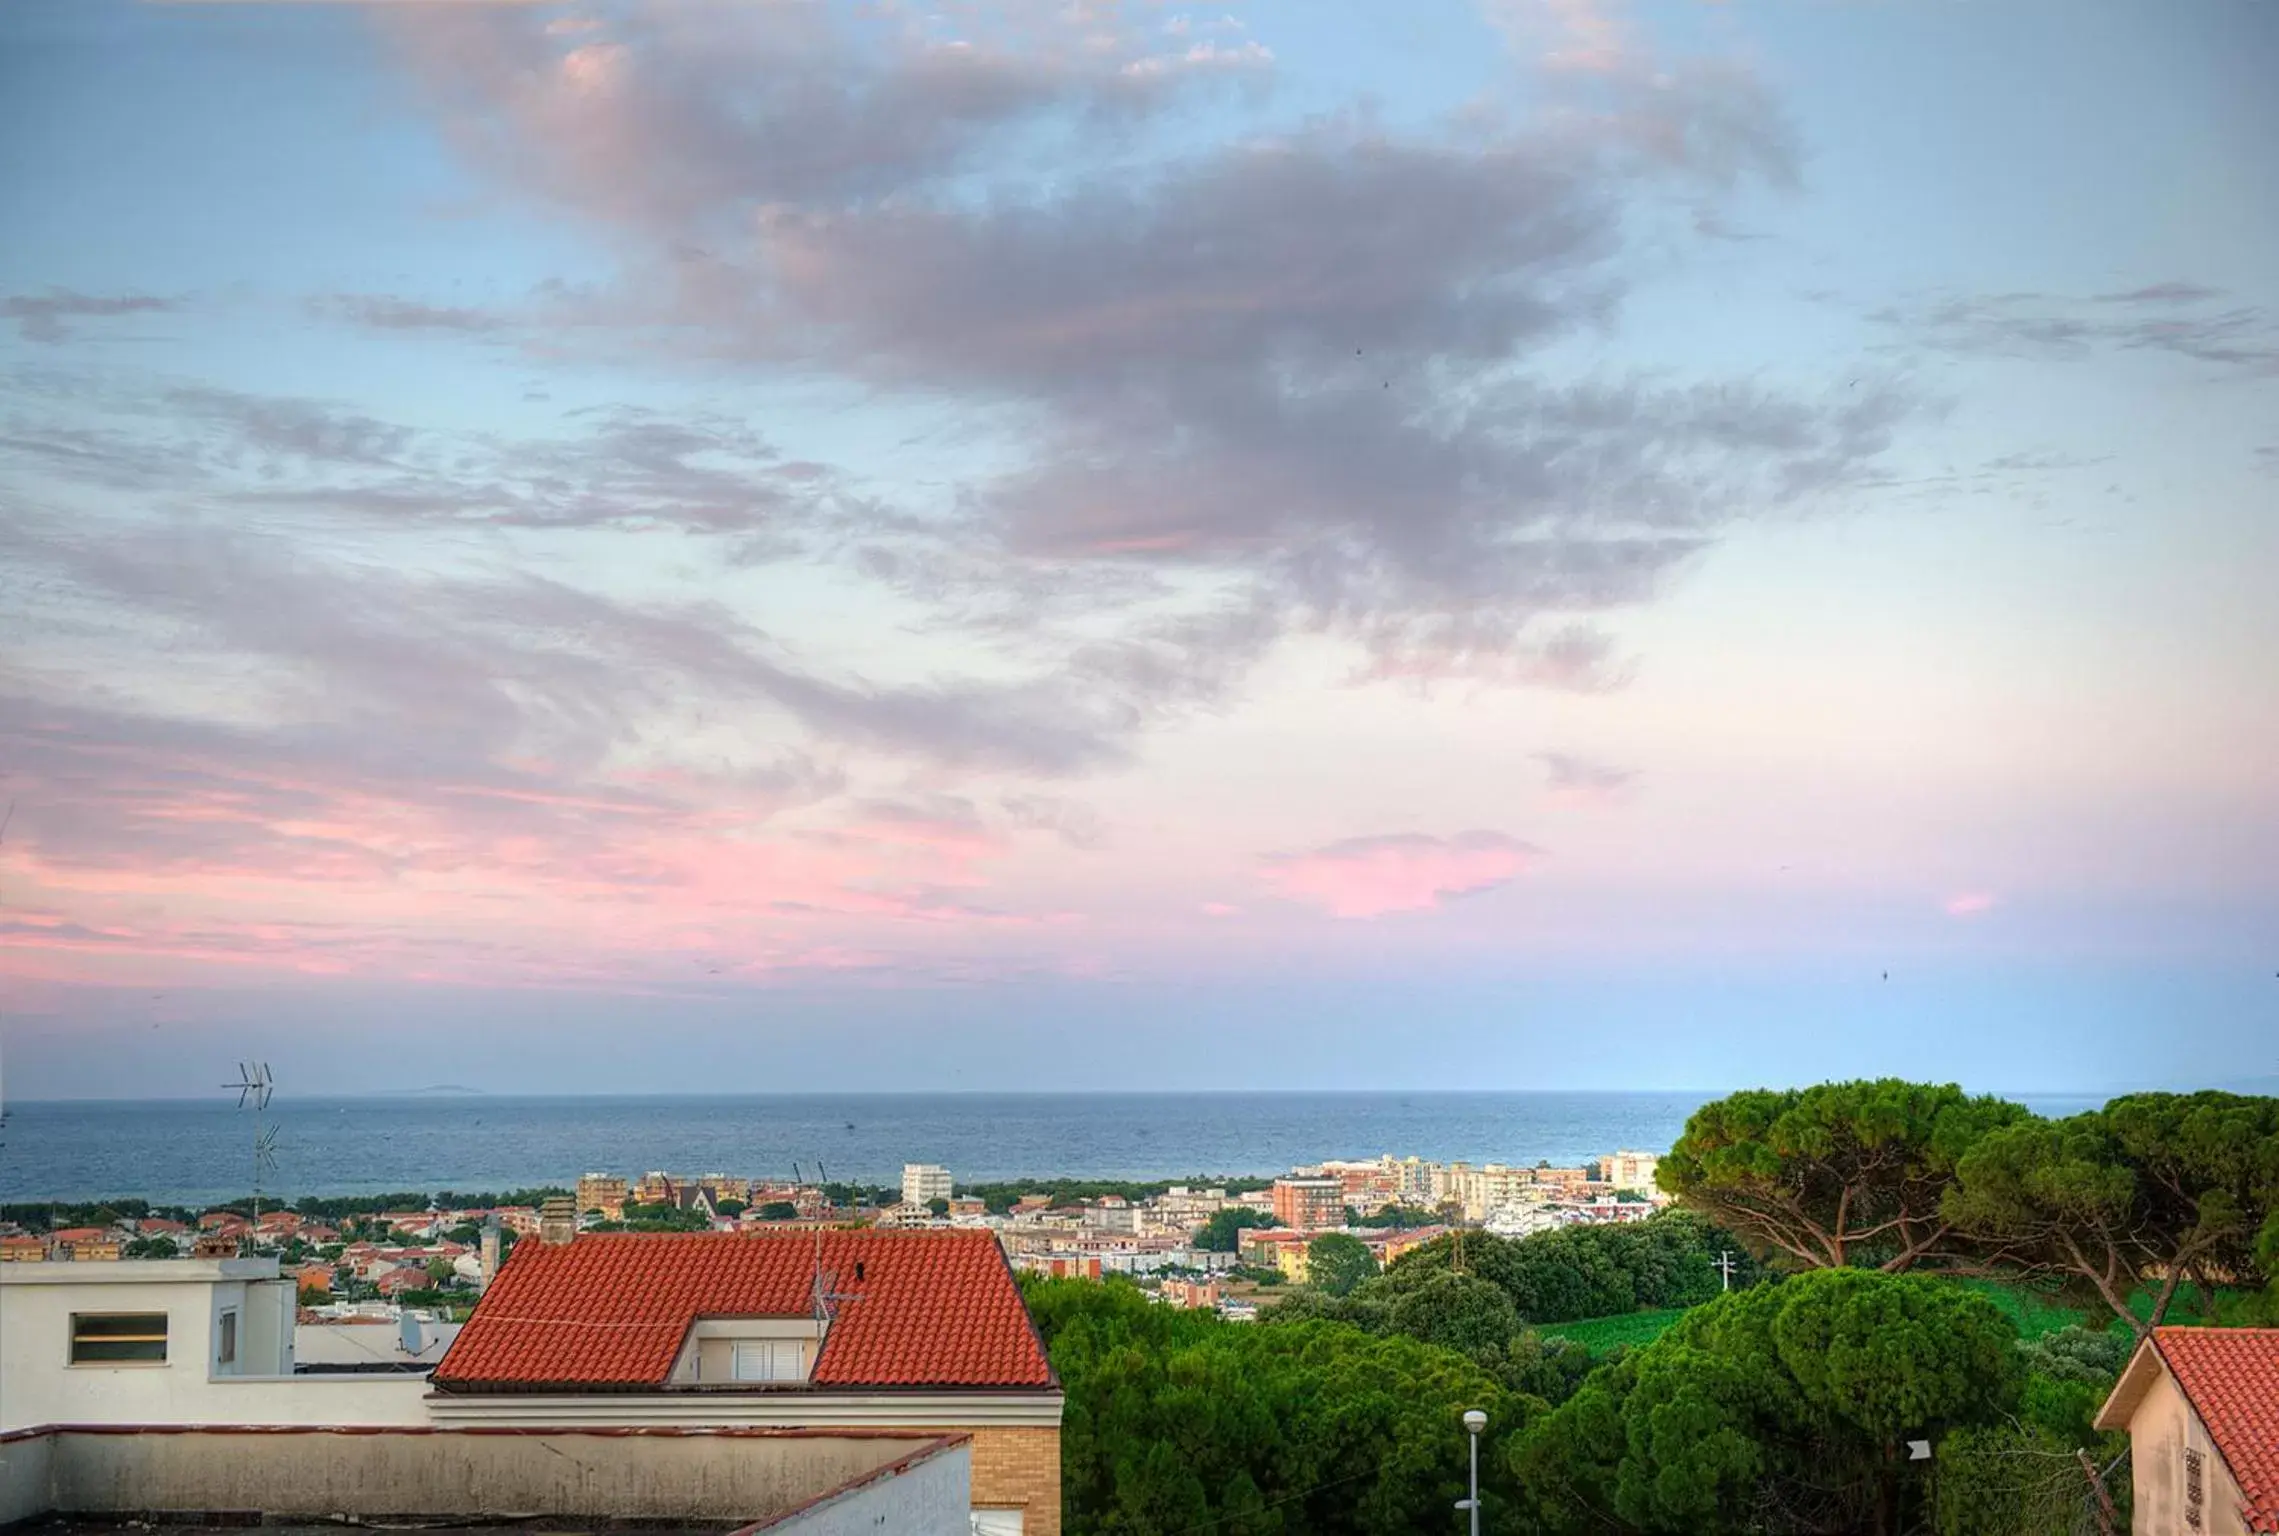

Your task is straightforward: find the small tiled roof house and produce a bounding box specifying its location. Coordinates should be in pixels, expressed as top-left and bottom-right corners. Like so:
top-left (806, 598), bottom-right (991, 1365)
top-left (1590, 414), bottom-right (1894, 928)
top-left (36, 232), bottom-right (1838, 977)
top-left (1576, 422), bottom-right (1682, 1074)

top-left (433, 1227), bottom-right (1062, 1536)
top-left (2096, 1327), bottom-right (2279, 1535)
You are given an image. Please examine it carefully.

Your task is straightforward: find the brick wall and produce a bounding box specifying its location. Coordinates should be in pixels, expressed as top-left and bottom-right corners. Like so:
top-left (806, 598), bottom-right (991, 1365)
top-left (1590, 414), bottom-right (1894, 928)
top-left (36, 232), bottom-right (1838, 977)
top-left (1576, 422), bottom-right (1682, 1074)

top-left (967, 1425), bottom-right (1061, 1536)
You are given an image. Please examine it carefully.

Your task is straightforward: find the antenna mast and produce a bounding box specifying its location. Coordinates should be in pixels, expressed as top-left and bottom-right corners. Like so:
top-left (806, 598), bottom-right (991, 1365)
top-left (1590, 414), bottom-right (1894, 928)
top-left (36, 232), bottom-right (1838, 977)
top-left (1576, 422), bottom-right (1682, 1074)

top-left (224, 1062), bottom-right (278, 1239)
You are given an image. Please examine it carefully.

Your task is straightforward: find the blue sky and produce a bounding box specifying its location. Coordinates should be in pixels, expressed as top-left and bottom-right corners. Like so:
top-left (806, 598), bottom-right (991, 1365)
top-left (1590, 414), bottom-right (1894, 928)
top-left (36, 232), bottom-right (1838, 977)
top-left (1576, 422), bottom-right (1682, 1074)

top-left (1, 0), bottom-right (2274, 1099)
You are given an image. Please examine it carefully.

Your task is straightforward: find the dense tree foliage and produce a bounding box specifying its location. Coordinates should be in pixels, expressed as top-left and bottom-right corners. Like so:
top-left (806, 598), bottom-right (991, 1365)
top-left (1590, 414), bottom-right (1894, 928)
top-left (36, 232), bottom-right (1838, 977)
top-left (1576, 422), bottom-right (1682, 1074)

top-left (1027, 1276), bottom-right (1526, 1534)
top-left (1197, 1206), bottom-right (1274, 1251)
top-left (1348, 1204), bottom-right (1440, 1228)
top-left (1513, 1269), bottom-right (2021, 1535)
top-left (1364, 1209), bottom-right (1763, 1323)
top-left (1946, 1091), bottom-right (2279, 1332)
top-left (284, 1188), bottom-right (569, 1219)
top-left (1, 1199), bottom-right (178, 1232)
top-left (1663, 1081), bottom-right (2279, 1336)
top-left (1658, 1079), bottom-right (2028, 1271)
top-left (1306, 1232), bottom-right (1377, 1296)
top-left (587, 1200), bottom-right (712, 1233)
top-left (756, 1200), bottom-right (798, 1220)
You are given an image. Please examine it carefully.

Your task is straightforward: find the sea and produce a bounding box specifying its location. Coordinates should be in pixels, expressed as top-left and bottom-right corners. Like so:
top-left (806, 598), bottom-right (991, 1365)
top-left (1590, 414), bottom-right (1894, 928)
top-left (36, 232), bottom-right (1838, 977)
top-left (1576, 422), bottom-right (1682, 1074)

top-left (0, 1090), bottom-right (2106, 1207)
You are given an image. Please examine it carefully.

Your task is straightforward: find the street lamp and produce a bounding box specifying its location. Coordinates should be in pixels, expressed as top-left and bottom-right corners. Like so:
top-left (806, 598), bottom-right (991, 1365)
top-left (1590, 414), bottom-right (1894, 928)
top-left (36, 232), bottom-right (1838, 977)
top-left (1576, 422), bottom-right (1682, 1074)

top-left (1456, 1408), bottom-right (1487, 1534)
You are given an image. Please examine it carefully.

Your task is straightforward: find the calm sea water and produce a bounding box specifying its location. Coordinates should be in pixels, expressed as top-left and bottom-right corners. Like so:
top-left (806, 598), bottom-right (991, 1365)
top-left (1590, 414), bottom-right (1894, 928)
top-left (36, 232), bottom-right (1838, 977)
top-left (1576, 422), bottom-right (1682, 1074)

top-left (0, 1091), bottom-right (2104, 1207)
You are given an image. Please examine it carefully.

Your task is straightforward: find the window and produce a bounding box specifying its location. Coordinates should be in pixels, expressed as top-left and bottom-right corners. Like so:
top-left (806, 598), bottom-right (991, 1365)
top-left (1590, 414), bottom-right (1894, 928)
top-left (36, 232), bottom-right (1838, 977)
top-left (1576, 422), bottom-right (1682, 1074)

top-left (71, 1312), bottom-right (168, 1364)
top-left (217, 1309), bottom-right (238, 1366)
top-left (970, 1512), bottom-right (1025, 1535)
top-left (730, 1339), bottom-right (804, 1382)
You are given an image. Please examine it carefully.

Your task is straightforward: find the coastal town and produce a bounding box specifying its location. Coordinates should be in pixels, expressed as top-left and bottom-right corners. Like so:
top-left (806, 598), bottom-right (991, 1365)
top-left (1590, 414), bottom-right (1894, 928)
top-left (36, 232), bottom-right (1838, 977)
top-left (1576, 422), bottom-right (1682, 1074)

top-left (0, 1147), bottom-right (1667, 1326)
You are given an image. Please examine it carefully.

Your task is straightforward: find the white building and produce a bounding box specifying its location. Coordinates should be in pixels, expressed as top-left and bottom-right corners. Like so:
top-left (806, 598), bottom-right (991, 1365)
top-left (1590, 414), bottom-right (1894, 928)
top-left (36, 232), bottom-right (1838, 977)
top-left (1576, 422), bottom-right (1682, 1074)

top-left (902, 1163), bottom-right (955, 1207)
top-left (0, 1257), bottom-right (430, 1432)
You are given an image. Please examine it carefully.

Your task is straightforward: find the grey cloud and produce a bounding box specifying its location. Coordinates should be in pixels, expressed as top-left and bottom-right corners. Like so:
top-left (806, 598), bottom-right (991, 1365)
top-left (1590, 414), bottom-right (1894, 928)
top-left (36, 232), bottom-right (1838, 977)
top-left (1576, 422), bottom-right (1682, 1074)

top-left (166, 384), bottom-right (417, 467)
top-left (1, 379), bottom-right (837, 540)
top-left (1, 506), bottom-right (1191, 780)
top-left (1538, 751), bottom-right (1636, 793)
top-left (313, 294), bottom-right (510, 333)
top-left (390, 3), bottom-right (1261, 238)
top-left (2093, 282), bottom-right (2225, 306)
top-left (2, 289), bottom-right (176, 344)
top-left (1875, 288), bottom-right (2277, 372)
top-left (373, 4), bottom-right (1900, 688)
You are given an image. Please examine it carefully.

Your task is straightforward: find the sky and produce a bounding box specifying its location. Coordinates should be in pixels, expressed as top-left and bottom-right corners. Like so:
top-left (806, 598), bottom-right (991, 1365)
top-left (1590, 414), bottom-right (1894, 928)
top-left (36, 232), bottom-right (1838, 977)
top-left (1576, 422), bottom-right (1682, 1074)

top-left (1, 0), bottom-right (2275, 1100)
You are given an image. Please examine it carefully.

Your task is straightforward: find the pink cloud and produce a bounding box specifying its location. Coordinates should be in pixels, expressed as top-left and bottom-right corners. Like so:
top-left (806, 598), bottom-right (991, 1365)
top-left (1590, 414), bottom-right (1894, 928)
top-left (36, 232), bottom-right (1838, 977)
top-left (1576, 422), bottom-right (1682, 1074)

top-left (1200, 901), bottom-right (1239, 918)
top-left (1258, 832), bottom-right (1541, 919)
top-left (1944, 892), bottom-right (1997, 918)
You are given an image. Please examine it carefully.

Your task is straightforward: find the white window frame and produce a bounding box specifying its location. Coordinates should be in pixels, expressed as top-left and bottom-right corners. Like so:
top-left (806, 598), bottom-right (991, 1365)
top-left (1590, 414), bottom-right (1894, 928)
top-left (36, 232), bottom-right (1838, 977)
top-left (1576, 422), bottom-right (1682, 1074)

top-left (217, 1308), bottom-right (239, 1367)
top-left (731, 1338), bottom-right (805, 1382)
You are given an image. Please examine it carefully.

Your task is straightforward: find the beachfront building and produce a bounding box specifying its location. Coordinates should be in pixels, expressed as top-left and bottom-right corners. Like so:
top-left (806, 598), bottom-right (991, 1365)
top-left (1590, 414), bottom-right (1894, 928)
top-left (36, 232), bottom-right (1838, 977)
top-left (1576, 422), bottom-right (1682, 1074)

top-left (902, 1163), bottom-right (955, 1207)
top-left (1270, 1176), bottom-right (1344, 1232)
top-left (575, 1173), bottom-right (630, 1219)
top-left (1603, 1150), bottom-right (1662, 1194)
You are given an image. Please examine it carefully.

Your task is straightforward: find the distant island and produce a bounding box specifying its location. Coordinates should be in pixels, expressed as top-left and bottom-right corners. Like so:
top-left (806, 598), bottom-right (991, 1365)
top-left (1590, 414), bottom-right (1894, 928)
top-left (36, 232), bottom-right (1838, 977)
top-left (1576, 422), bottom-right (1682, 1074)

top-left (372, 1085), bottom-right (486, 1097)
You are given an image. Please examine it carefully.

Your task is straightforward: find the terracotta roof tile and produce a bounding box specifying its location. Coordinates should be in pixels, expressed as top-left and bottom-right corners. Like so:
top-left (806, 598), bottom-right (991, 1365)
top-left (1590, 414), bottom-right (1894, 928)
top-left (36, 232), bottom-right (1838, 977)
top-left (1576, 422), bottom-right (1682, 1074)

top-left (2154, 1327), bottom-right (2279, 1533)
top-left (434, 1230), bottom-right (1053, 1392)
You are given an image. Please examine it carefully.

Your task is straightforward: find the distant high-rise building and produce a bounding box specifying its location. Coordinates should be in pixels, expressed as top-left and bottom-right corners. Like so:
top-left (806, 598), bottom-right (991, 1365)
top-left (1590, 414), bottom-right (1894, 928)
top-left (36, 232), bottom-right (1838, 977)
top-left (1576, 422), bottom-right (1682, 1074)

top-left (902, 1164), bottom-right (954, 1207)
top-left (1270, 1177), bottom-right (1344, 1232)
top-left (1604, 1150), bottom-right (1661, 1194)
top-left (575, 1174), bottom-right (629, 1220)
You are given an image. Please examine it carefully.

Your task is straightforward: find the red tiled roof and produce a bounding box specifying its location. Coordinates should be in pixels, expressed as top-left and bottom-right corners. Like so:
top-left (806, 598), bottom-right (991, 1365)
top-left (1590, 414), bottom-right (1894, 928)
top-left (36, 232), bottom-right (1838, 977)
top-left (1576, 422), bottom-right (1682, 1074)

top-left (434, 1230), bottom-right (1054, 1393)
top-left (2155, 1328), bottom-right (2279, 1532)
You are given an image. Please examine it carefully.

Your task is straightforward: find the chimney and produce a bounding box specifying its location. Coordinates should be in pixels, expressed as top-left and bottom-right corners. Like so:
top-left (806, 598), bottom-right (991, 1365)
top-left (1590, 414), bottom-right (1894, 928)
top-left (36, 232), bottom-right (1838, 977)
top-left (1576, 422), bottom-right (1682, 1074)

top-left (539, 1197), bottom-right (577, 1247)
top-left (479, 1219), bottom-right (503, 1286)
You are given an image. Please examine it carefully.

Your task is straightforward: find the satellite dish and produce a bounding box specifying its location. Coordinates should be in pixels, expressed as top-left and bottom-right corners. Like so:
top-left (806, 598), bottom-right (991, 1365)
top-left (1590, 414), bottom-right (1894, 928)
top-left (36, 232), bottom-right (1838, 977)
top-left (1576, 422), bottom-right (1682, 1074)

top-left (400, 1313), bottom-right (425, 1356)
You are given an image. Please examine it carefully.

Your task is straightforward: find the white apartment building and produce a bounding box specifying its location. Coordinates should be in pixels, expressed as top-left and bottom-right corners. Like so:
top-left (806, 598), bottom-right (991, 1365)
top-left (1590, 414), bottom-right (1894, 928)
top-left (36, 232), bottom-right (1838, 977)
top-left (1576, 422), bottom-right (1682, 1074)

top-left (902, 1163), bottom-right (955, 1207)
top-left (1450, 1163), bottom-right (1539, 1222)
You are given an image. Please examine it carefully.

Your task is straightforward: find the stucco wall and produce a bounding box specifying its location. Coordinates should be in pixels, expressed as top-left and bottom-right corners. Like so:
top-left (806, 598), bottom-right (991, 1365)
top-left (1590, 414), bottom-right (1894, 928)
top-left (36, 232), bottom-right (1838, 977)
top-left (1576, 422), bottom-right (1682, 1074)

top-left (2, 1427), bottom-right (961, 1526)
top-left (2128, 1366), bottom-right (2252, 1536)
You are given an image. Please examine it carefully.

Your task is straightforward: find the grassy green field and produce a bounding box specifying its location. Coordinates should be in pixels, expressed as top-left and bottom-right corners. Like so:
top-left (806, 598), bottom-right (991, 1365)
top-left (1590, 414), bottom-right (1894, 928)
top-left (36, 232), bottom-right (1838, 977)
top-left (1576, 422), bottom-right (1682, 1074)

top-left (1534, 1308), bottom-right (1688, 1351)
top-left (1530, 1278), bottom-right (2255, 1356)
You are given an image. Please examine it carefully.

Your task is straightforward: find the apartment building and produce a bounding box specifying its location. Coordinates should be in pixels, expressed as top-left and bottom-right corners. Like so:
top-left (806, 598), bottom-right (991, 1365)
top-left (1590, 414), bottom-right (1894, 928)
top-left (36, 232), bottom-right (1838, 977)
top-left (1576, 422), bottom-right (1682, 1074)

top-left (1270, 1176), bottom-right (1345, 1232)
top-left (903, 1163), bottom-right (955, 1207)
top-left (1449, 1163), bottom-right (1537, 1221)
top-left (1604, 1150), bottom-right (1662, 1195)
top-left (575, 1173), bottom-right (630, 1219)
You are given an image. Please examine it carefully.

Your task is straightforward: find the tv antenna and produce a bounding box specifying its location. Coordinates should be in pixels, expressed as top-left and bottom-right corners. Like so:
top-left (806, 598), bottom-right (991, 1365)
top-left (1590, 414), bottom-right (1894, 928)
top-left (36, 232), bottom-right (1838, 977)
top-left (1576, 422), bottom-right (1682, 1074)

top-left (809, 1157), bottom-right (860, 1345)
top-left (223, 1063), bottom-right (278, 1237)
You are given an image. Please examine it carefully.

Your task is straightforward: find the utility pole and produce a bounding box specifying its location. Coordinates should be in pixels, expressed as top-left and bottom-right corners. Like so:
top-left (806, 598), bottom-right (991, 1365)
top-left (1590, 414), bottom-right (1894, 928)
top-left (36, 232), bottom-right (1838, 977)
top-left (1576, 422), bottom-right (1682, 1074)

top-left (1716, 1250), bottom-right (1736, 1292)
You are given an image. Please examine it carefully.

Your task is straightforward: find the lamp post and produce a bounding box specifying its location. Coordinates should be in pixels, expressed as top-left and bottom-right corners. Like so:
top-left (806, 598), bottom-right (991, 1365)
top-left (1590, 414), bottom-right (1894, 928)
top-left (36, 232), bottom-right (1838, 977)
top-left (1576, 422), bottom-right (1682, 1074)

top-left (1457, 1408), bottom-right (1487, 1534)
